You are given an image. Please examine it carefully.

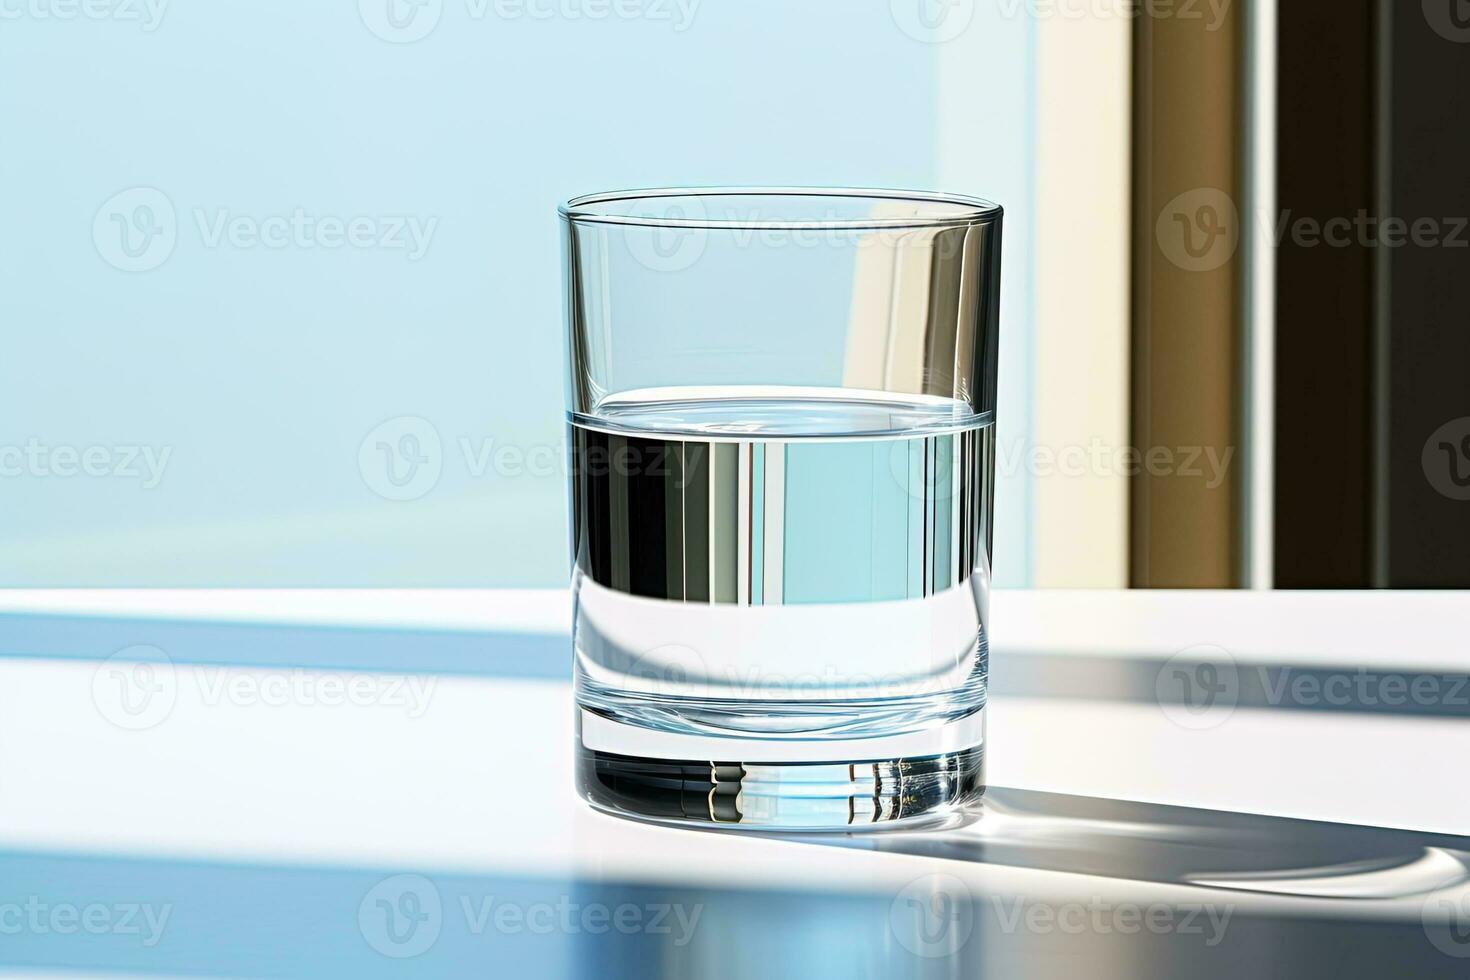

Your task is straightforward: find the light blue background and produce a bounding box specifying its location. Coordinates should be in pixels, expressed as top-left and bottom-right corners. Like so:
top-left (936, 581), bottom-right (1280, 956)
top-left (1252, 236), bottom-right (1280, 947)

top-left (0, 0), bottom-right (1035, 587)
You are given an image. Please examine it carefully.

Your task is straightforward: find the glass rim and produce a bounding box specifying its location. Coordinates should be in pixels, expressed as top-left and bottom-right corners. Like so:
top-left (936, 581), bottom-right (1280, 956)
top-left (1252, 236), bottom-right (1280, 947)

top-left (559, 186), bottom-right (1002, 231)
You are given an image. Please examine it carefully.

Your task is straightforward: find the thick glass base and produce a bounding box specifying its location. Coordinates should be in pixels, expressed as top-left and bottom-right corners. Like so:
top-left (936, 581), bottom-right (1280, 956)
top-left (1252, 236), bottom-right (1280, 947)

top-left (575, 710), bottom-right (985, 832)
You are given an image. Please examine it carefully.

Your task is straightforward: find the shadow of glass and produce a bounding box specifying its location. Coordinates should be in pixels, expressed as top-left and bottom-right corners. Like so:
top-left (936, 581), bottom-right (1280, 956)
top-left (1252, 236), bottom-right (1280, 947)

top-left (799, 786), bottom-right (1470, 900)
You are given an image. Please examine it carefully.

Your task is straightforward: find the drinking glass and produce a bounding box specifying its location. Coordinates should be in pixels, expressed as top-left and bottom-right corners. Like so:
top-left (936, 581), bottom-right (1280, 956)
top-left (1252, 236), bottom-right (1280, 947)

top-left (560, 188), bottom-right (1002, 830)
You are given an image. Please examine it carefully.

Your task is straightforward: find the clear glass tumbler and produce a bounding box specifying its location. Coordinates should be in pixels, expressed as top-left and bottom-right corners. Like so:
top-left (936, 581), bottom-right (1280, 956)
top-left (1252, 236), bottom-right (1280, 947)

top-left (560, 188), bottom-right (1002, 830)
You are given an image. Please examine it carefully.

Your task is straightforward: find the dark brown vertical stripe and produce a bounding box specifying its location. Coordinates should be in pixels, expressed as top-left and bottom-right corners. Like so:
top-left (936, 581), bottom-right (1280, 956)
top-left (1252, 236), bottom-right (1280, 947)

top-left (1273, 0), bottom-right (1376, 588)
top-left (1131, 6), bottom-right (1244, 587)
top-left (1273, 0), bottom-right (1470, 586)
top-left (1381, 0), bottom-right (1470, 586)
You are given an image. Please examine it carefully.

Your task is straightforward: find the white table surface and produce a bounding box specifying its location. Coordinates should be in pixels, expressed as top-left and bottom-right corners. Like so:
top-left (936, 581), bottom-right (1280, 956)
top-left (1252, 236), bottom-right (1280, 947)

top-left (1, 589), bottom-right (1468, 978)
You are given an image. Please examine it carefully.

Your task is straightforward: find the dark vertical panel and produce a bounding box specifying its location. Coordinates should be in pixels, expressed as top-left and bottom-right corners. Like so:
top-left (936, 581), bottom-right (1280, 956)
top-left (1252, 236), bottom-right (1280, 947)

top-left (661, 441), bottom-right (686, 601)
top-left (1382, 1), bottom-right (1470, 586)
top-left (682, 442), bottom-right (710, 603)
top-left (571, 427), bottom-right (614, 587)
top-left (1275, 1), bottom-right (1470, 586)
top-left (1273, 0), bottom-right (1377, 587)
top-left (972, 220), bottom-right (1003, 419)
top-left (624, 436), bottom-right (669, 600)
top-left (607, 434), bottom-right (632, 593)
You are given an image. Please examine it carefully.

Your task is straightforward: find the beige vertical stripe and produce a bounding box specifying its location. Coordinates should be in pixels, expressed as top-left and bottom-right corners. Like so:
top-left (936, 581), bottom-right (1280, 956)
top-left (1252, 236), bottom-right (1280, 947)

top-left (1033, 6), bottom-right (1133, 587)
